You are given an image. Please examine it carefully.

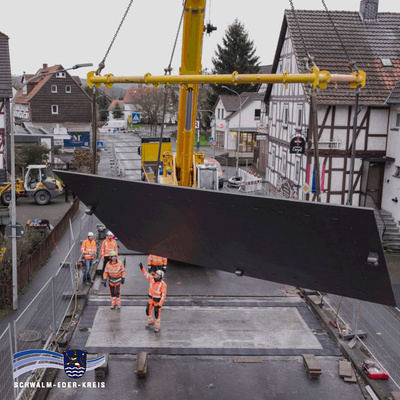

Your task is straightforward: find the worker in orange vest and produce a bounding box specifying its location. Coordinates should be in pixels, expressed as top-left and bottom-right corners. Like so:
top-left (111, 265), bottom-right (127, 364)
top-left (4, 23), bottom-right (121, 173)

top-left (80, 232), bottom-right (97, 284)
top-left (139, 262), bottom-right (167, 333)
top-left (102, 251), bottom-right (125, 309)
top-left (101, 231), bottom-right (118, 275)
top-left (147, 254), bottom-right (167, 276)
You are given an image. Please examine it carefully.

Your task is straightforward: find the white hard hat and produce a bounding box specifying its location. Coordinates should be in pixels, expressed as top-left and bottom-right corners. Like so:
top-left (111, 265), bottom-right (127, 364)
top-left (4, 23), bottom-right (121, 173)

top-left (155, 270), bottom-right (164, 279)
top-left (88, 232), bottom-right (94, 237)
top-left (107, 231), bottom-right (113, 236)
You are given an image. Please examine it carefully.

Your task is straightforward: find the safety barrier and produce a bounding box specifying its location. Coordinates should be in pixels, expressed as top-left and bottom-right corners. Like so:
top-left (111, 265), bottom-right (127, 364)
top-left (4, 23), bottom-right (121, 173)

top-left (0, 198), bottom-right (79, 307)
top-left (0, 209), bottom-right (96, 399)
top-left (239, 169), bottom-right (263, 193)
top-left (323, 293), bottom-right (400, 389)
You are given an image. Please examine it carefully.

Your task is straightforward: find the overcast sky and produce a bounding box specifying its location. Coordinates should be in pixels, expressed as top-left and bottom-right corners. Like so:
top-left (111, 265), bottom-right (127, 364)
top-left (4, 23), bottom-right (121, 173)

top-left (2, 0), bottom-right (400, 80)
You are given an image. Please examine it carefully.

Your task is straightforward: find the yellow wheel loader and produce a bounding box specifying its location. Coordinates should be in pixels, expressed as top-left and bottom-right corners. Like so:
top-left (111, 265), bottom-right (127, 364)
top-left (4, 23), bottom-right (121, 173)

top-left (0, 165), bottom-right (63, 206)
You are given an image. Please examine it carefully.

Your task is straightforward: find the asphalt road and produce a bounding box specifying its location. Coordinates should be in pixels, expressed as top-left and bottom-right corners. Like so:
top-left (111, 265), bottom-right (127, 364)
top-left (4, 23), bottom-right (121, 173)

top-left (13, 192), bottom-right (71, 229)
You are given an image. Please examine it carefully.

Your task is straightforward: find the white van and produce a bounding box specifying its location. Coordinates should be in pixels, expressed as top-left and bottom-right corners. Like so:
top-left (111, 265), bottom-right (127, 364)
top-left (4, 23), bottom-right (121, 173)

top-left (98, 120), bottom-right (126, 133)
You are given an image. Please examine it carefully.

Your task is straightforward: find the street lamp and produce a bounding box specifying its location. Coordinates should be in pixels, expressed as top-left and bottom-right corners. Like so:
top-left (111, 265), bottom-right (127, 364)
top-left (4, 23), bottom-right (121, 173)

top-left (221, 86), bottom-right (242, 177)
top-left (9, 62), bottom-right (92, 310)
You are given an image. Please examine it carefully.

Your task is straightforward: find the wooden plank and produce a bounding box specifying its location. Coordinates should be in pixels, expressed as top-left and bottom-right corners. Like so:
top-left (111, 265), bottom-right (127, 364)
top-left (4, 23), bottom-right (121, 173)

top-left (339, 360), bottom-right (352, 377)
top-left (233, 357), bottom-right (262, 363)
top-left (95, 354), bottom-right (109, 378)
top-left (302, 354), bottom-right (322, 376)
top-left (343, 367), bottom-right (357, 383)
top-left (135, 351), bottom-right (148, 378)
top-left (365, 385), bottom-right (379, 400)
top-left (307, 295), bottom-right (322, 305)
top-left (391, 392), bottom-right (400, 400)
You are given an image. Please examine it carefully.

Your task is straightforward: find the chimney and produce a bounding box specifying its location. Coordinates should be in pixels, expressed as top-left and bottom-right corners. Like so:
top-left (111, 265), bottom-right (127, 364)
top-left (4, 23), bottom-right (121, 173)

top-left (43, 63), bottom-right (48, 69)
top-left (359, 0), bottom-right (379, 21)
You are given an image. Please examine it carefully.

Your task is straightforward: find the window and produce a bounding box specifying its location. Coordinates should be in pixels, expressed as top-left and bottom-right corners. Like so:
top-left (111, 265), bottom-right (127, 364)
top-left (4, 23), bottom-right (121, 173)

top-left (380, 58), bottom-right (393, 67)
top-left (221, 109), bottom-right (224, 119)
top-left (51, 105), bottom-right (58, 114)
top-left (65, 85), bottom-right (72, 93)
top-left (254, 109), bottom-right (261, 120)
top-left (217, 108), bottom-right (220, 119)
top-left (271, 147), bottom-right (276, 169)
top-left (296, 107), bottom-right (302, 128)
top-left (282, 152), bottom-right (287, 176)
top-left (283, 105), bottom-right (289, 127)
top-left (56, 72), bottom-right (66, 78)
top-left (295, 160), bottom-right (300, 182)
top-left (396, 113), bottom-right (400, 127)
top-left (51, 85), bottom-right (57, 93)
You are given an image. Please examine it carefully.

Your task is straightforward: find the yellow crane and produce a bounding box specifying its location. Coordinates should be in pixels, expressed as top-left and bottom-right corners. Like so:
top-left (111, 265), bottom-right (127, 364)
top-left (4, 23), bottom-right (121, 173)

top-left (88, 0), bottom-right (365, 188)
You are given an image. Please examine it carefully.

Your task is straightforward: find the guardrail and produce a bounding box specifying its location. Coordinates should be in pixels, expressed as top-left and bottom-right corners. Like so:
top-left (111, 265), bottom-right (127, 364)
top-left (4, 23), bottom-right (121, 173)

top-left (323, 293), bottom-right (400, 390)
top-left (0, 207), bottom-right (95, 400)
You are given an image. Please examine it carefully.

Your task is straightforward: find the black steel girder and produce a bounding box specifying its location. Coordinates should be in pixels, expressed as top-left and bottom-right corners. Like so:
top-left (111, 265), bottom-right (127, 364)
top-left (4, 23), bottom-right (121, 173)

top-left (56, 171), bottom-right (396, 306)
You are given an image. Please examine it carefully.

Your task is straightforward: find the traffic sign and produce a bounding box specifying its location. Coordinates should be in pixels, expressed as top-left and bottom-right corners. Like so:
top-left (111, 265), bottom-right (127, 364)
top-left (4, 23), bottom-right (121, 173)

top-left (301, 183), bottom-right (311, 194)
top-left (211, 140), bottom-right (217, 147)
top-left (195, 120), bottom-right (200, 129)
top-left (131, 113), bottom-right (141, 123)
top-left (5, 223), bottom-right (24, 240)
top-left (209, 137), bottom-right (214, 143)
top-left (97, 141), bottom-right (104, 149)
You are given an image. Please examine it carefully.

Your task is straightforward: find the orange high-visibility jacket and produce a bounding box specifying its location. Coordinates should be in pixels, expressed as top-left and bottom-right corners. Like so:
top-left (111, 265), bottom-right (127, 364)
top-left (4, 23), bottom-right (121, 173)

top-left (147, 254), bottom-right (167, 267)
top-left (141, 268), bottom-right (167, 306)
top-left (103, 259), bottom-right (125, 284)
top-left (101, 238), bottom-right (118, 259)
top-left (81, 239), bottom-right (97, 259)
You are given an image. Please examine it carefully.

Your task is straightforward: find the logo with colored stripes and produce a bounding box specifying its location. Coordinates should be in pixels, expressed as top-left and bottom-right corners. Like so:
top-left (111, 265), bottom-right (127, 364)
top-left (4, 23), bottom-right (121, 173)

top-left (63, 350), bottom-right (87, 378)
top-left (13, 349), bottom-right (106, 379)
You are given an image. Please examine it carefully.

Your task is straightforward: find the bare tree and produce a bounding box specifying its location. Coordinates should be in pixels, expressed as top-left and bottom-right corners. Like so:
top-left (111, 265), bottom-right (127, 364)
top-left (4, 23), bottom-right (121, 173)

top-left (131, 86), bottom-right (178, 126)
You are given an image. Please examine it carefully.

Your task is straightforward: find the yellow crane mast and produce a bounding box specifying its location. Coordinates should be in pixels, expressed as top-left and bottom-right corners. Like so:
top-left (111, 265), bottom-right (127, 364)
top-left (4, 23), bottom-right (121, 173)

top-left (87, 0), bottom-right (366, 188)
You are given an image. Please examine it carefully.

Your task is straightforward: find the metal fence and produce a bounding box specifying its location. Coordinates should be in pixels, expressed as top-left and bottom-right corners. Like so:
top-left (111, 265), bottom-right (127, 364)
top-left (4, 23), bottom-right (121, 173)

top-left (324, 293), bottom-right (400, 389)
top-left (0, 211), bottom-right (95, 400)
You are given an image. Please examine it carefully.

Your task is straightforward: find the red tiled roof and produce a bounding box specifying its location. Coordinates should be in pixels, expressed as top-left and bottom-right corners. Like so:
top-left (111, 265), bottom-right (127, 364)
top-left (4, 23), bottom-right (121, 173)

top-left (123, 86), bottom-right (152, 103)
top-left (269, 10), bottom-right (400, 105)
top-left (107, 100), bottom-right (124, 111)
top-left (15, 65), bottom-right (62, 104)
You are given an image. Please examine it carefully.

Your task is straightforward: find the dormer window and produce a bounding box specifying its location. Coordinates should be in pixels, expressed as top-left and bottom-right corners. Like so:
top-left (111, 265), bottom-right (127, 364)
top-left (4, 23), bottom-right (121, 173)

top-left (51, 85), bottom-right (57, 93)
top-left (56, 72), bottom-right (66, 78)
top-left (380, 58), bottom-right (393, 67)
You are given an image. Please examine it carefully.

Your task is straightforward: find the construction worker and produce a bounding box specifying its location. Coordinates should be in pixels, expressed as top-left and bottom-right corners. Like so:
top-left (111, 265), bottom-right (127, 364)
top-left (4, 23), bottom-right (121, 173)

top-left (147, 254), bottom-right (168, 276)
top-left (139, 262), bottom-right (167, 333)
top-left (80, 232), bottom-right (97, 284)
top-left (102, 251), bottom-right (125, 309)
top-left (101, 231), bottom-right (118, 275)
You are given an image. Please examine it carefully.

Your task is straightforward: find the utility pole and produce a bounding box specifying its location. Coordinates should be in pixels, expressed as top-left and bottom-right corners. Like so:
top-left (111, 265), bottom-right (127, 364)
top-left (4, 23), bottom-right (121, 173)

top-left (347, 90), bottom-right (360, 205)
top-left (310, 90), bottom-right (321, 202)
top-left (92, 85), bottom-right (98, 174)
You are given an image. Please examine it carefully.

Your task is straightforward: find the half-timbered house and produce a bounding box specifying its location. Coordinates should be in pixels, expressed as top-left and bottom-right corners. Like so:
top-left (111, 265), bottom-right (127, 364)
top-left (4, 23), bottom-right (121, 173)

top-left (264, 0), bottom-right (400, 208)
top-left (0, 32), bottom-right (12, 175)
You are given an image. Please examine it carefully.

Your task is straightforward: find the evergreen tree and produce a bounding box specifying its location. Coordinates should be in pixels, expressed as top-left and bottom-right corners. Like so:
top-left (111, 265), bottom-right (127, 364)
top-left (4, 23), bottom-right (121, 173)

top-left (207, 19), bottom-right (260, 110)
top-left (112, 102), bottom-right (124, 120)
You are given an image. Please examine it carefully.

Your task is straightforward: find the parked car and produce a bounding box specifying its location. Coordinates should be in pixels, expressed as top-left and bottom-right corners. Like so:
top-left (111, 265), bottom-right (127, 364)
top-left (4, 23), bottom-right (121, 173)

top-left (227, 175), bottom-right (244, 189)
top-left (99, 120), bottom-right (126, 133)
top-left (362, 359), bottom-right (389, 379)
top-left (204, 158), bottom-right (225, 188)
